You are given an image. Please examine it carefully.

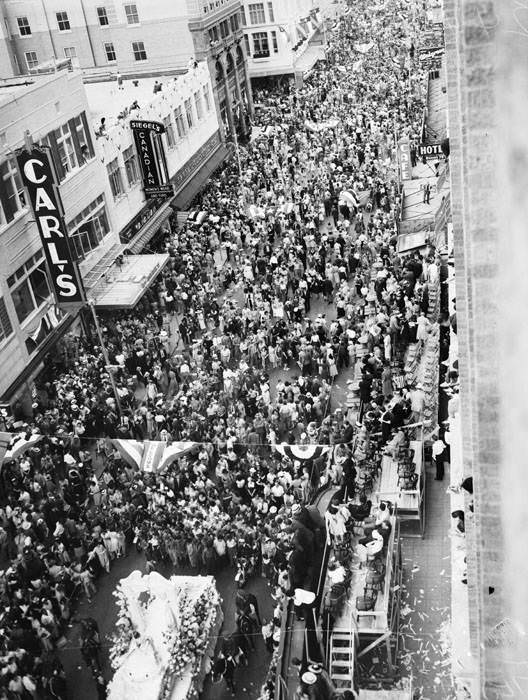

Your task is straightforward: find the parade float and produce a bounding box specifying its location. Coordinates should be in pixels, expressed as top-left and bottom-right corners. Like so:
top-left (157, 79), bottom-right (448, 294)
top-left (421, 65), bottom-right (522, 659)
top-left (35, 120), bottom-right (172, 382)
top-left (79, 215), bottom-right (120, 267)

top-left (107, 571), bottom-right (222, 700)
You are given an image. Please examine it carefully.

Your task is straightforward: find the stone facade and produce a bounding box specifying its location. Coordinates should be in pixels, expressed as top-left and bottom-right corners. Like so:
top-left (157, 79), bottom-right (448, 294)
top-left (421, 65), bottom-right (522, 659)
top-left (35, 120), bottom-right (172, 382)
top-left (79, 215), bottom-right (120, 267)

top-left (444, 0), bottom-right (528, 697)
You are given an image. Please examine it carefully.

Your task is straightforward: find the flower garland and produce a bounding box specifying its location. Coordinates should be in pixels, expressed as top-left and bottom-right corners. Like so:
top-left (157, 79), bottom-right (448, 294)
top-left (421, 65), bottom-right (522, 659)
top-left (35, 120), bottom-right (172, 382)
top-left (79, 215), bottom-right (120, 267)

top-left (158, 585), bottom-right (220, 700)
top-left (109, 586), bottom-right (136, 670)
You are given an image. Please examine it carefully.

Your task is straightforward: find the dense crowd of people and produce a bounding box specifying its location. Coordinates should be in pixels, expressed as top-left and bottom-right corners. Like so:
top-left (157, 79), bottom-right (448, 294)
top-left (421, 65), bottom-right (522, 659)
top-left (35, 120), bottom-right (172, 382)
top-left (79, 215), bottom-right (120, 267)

top-left (0, 0), bottom-right (444, 696)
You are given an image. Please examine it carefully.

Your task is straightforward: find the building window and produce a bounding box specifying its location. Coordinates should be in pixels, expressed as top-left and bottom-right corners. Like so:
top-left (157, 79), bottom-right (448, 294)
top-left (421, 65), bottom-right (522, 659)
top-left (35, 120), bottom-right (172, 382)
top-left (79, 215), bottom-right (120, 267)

top-left (56, 11), bottom-right (71, 31)
top-left (252, 31), bottom-right (269, 58)
top-left (163, 115), bottom-right (176, 148)
top-left (184, 98), bottom-right (194, 129)
top-left (248, 3), bottom-right (265, 24)
top-left (230, 14), bottom-right (238, 32)
top-left (0, 298), bottom-right (13, 344)
top-left (17, 16), bottom-right (31, 36)
top-left (194, 91), bottom-right (204, 120)
top-left (25, 51), bottom-right (38, 70)
top-left (132, 41), bottom-right (147, 61)
top-left (123, 146), bottom-right (140, 186)
top-left (97, 6), bottom-right (109, 25)
top-left (104, 42), bottom-right (116, 62)
top-left (240, 7), bottom-right (247, 26)
top-left (203, 84), bottom-right (212, 112)
top-left (56, 123), bottom-right (76, 175)
top-left (0, 158), bottom-right (26, 225)
top-left (220, 19), bottom-right (229, 38)
top-left (174, 106), bottom-right (186, 138)
top-left (244, 34), bottom-right (251, 57)
top-left (107, 158), bottom-right (124, 198)
top-left (8, 256), bottom-right (50, 325)
top-left (271, 30), bottom-right (278, 52)
top-left (73, 114), bottom-right (93, 163)
top-left (68, 196), bottom-right (110, 260)
top-left (124, 3), bottom-right (139, 24)
top-left (64, 47), bottom-right (77, 60)
top-left (267, 2), bottom-right (275, 22)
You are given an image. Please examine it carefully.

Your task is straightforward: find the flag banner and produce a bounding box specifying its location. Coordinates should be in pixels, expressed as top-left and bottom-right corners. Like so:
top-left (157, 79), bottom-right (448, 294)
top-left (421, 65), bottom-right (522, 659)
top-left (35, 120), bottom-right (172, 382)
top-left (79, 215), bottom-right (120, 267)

top-left (113, 439), bottom-right (198, 473)
top-left (274, 444), bottom-right (332, 462)
top-left (2, 433), bottom-right (43, 464)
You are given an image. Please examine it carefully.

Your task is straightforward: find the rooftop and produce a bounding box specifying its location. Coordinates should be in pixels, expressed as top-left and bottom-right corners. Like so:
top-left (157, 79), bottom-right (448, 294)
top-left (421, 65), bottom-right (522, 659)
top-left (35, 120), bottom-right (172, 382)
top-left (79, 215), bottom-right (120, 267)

top-left (84, 62), bottom-right (208, 131)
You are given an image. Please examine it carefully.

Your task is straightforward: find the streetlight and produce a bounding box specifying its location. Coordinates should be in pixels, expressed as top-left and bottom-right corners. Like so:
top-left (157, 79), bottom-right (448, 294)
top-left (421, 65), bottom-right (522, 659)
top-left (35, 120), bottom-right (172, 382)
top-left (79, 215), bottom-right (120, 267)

top-left (88, 299), bottom-right (123, 417)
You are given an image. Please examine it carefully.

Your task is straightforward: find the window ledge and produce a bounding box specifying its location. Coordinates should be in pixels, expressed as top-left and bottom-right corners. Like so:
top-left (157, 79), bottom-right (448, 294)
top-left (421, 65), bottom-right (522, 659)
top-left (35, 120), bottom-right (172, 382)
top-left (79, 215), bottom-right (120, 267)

top-left (19, 301), bottom-right (51, 331)
top-left (0, 332), bottom-right (14, 350)
top-left (0, 207), bottom-right (30, 234)
top-left (58, 157), bottom-right (96, 186)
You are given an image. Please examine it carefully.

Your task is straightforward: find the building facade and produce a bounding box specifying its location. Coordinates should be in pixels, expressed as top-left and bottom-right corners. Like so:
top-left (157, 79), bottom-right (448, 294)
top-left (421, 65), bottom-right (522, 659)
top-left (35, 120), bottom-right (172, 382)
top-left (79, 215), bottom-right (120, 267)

top-left (0, 0), bottom-right (194, 76)
top-left (444, 0), bottom-right (528, 698)
top-left (240, 0), bottom-right (324, 81)
top-left (0, 0), bottom-right (253, 139)
top-left (186, 0), bottom-right (253, 138)
top-left (0, 69), bottom-right (114, 407)
top-left (0, 61), bottom-right (224, 409)
top-left (91, 60), bottom-right (223, 253)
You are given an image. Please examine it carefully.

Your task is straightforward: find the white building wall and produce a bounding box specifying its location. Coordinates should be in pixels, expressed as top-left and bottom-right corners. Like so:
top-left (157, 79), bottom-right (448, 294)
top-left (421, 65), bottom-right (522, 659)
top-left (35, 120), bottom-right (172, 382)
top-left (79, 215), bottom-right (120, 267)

top-left (93, 61), bottom-right (220, 235)
top-left (0, 0), bottom-right (195, 76)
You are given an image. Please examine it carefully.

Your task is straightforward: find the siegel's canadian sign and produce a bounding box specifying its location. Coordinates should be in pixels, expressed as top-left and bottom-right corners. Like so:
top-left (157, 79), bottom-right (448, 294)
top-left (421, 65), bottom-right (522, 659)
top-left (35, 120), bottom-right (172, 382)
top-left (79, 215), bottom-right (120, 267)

top-left (130, 120), bottom-right (173, 199)
top-left (16, 148), bottom-right (85, 307)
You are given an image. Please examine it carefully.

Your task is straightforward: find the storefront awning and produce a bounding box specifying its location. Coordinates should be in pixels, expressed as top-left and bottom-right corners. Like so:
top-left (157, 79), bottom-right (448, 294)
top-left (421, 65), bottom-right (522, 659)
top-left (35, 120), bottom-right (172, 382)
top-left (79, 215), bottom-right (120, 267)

top-left (90, 254), bottom-right (170, 309)
top-left (294, 44), bottom-right (325, 75)
top-left (396, 230), bottom-right (430, 254)
top-left (126, 202), bottom-right (173, 254)
top-left (171, 142), bottom-right (229, 210)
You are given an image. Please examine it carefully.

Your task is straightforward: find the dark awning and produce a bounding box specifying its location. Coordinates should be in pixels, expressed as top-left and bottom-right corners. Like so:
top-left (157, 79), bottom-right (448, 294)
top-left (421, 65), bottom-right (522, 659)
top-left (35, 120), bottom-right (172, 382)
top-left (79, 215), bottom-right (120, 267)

top-left (126, 202), bottom-right (173, 254)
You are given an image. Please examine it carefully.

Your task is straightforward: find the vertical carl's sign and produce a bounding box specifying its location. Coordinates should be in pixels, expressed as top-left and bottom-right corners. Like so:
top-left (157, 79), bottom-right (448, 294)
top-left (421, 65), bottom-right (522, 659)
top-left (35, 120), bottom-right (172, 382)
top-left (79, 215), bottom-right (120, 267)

top-left (17, 148), bottom-right (85, 307)
top-left (130, 120), bottom-right (173, 199)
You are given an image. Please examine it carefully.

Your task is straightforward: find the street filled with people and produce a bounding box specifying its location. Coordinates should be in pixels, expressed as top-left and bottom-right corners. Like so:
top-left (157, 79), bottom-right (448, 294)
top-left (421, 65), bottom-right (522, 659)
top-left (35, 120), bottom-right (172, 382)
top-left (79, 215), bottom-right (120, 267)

top-left (0, 0), bottom-right (445, 697)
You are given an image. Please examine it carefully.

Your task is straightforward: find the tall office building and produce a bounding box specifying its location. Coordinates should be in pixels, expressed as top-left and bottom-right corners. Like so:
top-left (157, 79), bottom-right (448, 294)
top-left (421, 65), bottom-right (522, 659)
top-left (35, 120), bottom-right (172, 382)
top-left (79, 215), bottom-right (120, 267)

top-left (444, 0), bottom-right (528, 698)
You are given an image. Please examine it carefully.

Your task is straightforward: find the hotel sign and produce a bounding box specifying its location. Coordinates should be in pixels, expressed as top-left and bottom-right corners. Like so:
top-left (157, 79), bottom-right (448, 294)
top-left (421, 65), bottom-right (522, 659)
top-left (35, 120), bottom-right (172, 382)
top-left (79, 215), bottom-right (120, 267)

top-left (130, 120), bottom-right (173, 199)
top-left (418, 142), bottom-right (444, 159)
top-left (16, 147), bottom-right (85, 307)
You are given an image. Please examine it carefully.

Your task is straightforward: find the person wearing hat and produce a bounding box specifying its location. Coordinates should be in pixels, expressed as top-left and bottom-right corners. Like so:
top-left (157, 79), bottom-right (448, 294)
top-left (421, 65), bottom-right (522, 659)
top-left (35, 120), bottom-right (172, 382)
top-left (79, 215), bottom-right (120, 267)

top-left (307, 662), bottom-right (334, 700)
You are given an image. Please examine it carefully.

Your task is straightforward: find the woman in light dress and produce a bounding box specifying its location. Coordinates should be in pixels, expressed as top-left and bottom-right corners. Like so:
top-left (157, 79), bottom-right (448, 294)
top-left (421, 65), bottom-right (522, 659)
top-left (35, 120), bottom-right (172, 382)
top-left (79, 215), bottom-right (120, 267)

top-left (324, 504), bottom-right (350, 545)
top-left (416, 311), bottom-right (431, 344)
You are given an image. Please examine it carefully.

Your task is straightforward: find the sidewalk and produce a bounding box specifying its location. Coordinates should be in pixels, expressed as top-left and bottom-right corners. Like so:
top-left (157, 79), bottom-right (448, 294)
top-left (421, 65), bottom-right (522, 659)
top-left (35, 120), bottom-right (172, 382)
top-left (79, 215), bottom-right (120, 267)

top-left (399, 466), bottom-right (455, 699)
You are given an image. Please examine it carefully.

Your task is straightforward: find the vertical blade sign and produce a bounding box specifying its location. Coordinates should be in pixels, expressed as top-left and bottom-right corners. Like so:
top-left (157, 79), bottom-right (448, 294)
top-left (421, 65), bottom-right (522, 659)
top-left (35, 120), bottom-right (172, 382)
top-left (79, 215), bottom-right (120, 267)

top-left (17, 148), bottom-right (85, 306)
top-left (130, 120), bottom-right (173, 198)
